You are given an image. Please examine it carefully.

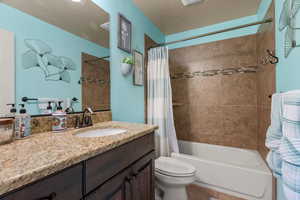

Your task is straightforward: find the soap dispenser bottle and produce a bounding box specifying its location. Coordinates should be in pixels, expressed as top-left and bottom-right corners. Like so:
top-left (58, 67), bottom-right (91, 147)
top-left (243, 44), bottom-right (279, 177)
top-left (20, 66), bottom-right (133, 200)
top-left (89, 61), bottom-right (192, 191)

top-left (7, 104), bottom-right (17, 117)
top-left (15, 104), bottom-right (31, 139)
top-left (46, 102), bottom-right (53, 114)
top-left (52, 101), bottom-right (67, 132)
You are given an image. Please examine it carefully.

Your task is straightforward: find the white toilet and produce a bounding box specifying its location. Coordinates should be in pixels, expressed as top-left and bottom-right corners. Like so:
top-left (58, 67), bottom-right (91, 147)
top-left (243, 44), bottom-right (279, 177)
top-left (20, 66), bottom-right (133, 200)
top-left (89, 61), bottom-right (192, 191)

top-left (155, 157), bottom-right (196, 200)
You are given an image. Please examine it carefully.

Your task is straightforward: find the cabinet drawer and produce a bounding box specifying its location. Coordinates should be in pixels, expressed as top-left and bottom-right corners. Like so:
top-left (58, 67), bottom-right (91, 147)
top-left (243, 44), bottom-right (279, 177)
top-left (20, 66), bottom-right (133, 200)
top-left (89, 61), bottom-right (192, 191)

top-left (1, 164), bottom-right (83, 200)
top-left (85, 133), bottom-right (154, 193)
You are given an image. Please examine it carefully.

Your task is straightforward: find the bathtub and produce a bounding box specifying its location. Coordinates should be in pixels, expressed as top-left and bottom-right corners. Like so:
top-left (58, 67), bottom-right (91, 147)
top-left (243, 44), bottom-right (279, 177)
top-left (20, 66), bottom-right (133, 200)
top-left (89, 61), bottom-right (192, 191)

top-left (171, 141), bottom-right (273, 200)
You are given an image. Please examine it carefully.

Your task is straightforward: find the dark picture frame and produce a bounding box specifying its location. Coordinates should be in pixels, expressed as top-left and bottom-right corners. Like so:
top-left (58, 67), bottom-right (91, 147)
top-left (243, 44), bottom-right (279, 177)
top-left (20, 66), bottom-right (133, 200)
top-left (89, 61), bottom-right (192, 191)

top-left (118, 14), bottom-right (132, 53)
top-left (133, 50), bottom-right (144, 86)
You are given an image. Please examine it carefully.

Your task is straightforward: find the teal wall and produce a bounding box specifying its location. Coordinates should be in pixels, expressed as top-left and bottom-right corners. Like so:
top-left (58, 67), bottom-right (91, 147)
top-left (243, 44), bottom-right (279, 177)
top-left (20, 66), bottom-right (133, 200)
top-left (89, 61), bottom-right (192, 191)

top-left (0, 3), bottom-right (109, 114)
top-left (257, 0), bottom-right (273, 19)
top-left (91, 0), bottom-right (165, 123)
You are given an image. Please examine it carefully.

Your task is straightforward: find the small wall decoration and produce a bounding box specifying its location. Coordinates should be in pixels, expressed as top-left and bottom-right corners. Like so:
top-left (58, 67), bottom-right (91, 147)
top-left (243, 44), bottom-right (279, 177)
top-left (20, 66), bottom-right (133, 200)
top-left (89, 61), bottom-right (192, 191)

top-left (121, 56), bottom-right (133, 76)
top-left (279, 0), bottom-right (300, 58)
top-left (22, 39), bottom-right (76, 83)
top-left (133, 50), bottom-right (144, 86)
top-left (118, 14), bottom-right (132, 53)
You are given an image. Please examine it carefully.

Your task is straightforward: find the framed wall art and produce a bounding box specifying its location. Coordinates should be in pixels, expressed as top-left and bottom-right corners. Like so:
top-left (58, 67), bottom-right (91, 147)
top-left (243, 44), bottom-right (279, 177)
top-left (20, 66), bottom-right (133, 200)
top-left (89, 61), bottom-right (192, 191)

top-left (118, 14), bottom-right (132, 53)
top-left (133, 50), bottom-right (144, 86)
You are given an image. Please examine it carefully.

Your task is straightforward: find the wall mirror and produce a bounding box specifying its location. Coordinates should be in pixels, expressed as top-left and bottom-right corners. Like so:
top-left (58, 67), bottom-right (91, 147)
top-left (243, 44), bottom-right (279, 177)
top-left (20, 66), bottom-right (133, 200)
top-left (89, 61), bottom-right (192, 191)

top-left (0, 0), bottom-right (110, 116)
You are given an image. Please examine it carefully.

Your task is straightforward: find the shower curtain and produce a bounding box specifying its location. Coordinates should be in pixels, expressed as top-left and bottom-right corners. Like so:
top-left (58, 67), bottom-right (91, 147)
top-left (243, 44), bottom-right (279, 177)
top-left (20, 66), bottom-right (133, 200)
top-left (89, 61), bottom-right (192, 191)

top-left (147, 46), bottom-right (179, 157)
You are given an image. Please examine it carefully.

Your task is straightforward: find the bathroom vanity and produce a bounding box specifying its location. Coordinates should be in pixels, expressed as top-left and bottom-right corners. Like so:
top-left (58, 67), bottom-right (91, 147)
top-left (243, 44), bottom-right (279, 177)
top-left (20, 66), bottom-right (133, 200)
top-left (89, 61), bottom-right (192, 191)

top-left (0, 122), bottom-right (157, 200)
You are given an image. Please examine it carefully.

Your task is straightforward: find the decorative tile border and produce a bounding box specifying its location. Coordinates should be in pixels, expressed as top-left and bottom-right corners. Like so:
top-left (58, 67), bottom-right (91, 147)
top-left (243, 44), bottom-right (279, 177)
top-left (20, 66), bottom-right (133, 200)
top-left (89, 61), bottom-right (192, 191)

top-left (171, 66), bottom-right (259, 79)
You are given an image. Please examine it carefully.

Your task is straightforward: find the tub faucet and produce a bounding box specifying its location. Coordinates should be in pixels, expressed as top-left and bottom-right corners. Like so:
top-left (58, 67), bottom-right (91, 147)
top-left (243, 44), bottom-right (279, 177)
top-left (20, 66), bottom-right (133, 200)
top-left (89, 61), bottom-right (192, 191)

top-left (75, 107), bottom-right (94, 128)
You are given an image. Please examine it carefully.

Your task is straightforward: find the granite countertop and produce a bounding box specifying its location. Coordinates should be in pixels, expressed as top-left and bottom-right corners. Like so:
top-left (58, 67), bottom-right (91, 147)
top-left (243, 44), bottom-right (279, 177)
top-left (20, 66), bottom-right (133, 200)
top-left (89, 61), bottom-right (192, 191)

top-left (0, 121), bottom-right (158, 196)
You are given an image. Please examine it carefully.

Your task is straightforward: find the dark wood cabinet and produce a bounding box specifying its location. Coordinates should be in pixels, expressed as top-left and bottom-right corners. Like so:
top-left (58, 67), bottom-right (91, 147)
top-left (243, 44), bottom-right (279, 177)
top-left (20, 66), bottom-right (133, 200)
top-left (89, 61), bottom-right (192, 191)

top-left (0, 133), bottom-right (155, 200)
top-left (85, 151), bottom-right (155, 200)
top-left (1, 164), bottom-right (83, 200)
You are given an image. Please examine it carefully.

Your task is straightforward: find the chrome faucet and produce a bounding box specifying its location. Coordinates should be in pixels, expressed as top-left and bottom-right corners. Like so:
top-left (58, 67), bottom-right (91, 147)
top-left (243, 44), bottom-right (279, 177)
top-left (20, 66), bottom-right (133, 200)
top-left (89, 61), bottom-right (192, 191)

top-left (75, 107), bottom-right (94, 128)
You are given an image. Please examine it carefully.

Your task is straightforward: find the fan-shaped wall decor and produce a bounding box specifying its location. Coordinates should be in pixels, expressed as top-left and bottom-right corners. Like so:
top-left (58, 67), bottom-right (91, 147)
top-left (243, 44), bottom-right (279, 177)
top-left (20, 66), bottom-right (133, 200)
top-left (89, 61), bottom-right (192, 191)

top-left (22, 50), bottom-right (39, 69)
top-left (285, 27), bottom-right (295, 57)
top-left (292, 0), bottom-right (300, 17)
top-left (22, 39), bottom-right (76, 83)
top-left (280, 0), bottom-right (291, 31)
top-left (25, 39), bottom-right (52, 56)
top-left (280, 0), bottom-right (300, 58)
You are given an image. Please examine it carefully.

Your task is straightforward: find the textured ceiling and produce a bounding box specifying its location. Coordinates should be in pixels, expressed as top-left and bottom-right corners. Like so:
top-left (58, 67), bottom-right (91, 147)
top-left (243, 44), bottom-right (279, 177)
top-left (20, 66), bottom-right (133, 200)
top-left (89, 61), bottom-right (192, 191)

top-left (133, 0), bottom-right (261, 35)
top-left (2, 0), bottom-right (110, 48)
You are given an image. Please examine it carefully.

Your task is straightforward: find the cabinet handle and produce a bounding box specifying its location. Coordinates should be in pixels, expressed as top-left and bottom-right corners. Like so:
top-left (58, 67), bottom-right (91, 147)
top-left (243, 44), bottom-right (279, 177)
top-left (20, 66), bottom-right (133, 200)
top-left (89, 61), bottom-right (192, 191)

top-left (36, 192), bottom-right (57, 200)
top-left (124, 176), bottom-right (132, 199)
top-left (132, 171), bottom-right (139, 178)
top-left (125, 175), bottom-right (132, 182)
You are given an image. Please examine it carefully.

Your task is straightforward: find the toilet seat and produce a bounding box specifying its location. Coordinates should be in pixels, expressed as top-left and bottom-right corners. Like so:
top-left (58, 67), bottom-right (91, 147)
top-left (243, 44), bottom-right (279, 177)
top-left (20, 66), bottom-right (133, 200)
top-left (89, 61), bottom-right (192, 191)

top-left (155, 157), bottom-right (196, 177)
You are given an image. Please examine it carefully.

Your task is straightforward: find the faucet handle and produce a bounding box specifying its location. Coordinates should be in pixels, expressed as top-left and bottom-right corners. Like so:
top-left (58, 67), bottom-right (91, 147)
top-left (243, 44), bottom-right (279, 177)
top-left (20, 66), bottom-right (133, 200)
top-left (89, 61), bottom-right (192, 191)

top-left (86, 107), bottom-right (94, 114)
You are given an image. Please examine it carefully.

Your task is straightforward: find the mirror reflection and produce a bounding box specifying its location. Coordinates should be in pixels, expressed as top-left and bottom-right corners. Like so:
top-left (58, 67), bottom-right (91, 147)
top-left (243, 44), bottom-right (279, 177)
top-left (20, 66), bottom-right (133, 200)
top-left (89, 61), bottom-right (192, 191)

top-left (0, 0), bottom-right (110, 116)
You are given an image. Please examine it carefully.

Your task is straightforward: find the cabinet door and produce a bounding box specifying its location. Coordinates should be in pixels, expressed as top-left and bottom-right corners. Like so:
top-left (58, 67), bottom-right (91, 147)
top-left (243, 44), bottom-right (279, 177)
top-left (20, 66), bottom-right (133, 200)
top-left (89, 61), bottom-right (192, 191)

top-left (132, 152), bottom-right (155, 200)
top-left (1, 164), bottom-right (83, 200)
top-left (85, 168), bottom-right (132, 200)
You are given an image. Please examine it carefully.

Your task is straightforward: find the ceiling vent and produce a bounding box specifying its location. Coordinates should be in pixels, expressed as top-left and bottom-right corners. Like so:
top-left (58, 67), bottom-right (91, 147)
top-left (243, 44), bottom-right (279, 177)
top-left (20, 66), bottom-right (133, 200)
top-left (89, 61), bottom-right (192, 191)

top-left (181, 0), bottom-right (205, 6)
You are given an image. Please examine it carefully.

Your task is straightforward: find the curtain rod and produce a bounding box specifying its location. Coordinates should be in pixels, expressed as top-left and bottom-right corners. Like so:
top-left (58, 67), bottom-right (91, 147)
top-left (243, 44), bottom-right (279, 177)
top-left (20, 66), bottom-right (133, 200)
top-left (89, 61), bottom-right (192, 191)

top-left (148, 18), bottom-right (273, 50)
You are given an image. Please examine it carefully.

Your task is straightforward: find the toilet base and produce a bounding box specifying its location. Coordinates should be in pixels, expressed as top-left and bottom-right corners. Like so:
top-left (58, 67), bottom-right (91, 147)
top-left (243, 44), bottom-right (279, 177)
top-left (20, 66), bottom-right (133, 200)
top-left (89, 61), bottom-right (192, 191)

top-left (156, 182), bottom-right (188, 200)
top-left (163, 186), bottom-right (188, 200)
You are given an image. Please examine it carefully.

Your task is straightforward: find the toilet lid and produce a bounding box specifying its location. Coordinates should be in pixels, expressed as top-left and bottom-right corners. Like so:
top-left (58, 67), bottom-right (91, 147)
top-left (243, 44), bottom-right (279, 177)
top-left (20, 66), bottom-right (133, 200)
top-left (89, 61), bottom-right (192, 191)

top-left (155, 157), bottom-right (195, 177)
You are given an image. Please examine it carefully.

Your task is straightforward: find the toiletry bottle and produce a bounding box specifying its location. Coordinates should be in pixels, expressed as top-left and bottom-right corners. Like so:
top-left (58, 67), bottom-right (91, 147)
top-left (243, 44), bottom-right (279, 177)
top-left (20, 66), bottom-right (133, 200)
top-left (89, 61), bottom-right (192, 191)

top-left (46, 102), bottom-right (53, 114)
top-left (7, 104), bottom-right (17, 117)
top-left (15, 104), bottom-right (31, 139)
top-left (52, 101), bottom-right (67, 132)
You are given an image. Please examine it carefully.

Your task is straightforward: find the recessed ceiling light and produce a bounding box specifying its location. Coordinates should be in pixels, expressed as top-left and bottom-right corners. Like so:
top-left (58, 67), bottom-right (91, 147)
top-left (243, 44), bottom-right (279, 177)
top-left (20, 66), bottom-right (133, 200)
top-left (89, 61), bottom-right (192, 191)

top-left (71, 0), bottom-right (81, 2)
top-left (181, 0), bottom-right (205, 6)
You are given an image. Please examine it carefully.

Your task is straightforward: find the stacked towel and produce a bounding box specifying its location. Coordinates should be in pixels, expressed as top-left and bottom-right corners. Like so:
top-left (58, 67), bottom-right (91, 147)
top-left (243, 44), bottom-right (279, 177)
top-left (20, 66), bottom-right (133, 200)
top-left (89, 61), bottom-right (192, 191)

top-left (281, 91), bottom-right (300, 199)
top-left (266, 93), bottom-right (283, 177)
top-left (266, 90), bottom-right (300, 199)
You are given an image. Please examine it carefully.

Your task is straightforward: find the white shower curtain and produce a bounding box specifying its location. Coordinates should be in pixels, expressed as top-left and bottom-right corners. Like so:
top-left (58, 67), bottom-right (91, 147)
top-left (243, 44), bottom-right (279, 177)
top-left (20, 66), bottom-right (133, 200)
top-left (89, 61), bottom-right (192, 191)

top-left (147, 46), bottom-right (179, 157)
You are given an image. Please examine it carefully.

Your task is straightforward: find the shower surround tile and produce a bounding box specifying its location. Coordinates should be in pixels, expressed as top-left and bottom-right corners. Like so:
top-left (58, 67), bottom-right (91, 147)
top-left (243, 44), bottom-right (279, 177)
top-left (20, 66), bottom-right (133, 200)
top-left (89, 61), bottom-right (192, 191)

top-left (170, 34), bottom-right (257, 74)
top-left (221, 74), bottom-right (258, 106)
top-left (170, 34), bottom-right (259, 150)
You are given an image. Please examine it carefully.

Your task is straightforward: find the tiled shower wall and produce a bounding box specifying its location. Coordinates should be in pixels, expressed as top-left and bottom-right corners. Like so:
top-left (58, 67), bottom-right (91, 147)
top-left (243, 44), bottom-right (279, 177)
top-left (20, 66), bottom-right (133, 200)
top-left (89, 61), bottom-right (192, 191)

top-left (170, 19), bottom-right (275, 151)
top-left (256, 1), bottom-right (276, 158)
top-left (170, 35), bottom-right (259, 150)
top-left (82, 53), bottom-right (110, 111)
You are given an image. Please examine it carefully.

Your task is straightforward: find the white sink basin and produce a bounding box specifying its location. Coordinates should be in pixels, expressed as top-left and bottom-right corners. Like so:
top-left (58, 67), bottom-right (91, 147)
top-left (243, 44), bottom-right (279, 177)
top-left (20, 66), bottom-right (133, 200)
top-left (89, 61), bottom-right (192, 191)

top-left (75, 128), bottom-right (127, 138)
